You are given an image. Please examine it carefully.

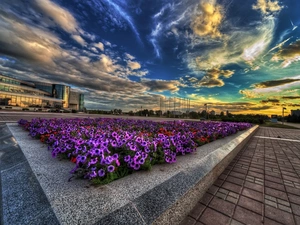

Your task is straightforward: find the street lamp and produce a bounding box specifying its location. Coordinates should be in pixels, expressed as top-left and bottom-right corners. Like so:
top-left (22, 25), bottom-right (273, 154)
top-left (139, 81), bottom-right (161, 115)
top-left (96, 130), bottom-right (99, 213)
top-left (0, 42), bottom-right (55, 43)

top-left (204, 103), bottom-right (209, 120)
top-left (282, 107), bottom-right (286, 124)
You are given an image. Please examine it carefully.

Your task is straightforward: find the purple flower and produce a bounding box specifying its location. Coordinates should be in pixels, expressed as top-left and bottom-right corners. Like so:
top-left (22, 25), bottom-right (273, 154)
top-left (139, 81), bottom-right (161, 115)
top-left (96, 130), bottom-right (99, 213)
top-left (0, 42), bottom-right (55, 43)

top-left (98, 169), bottom-right (105, 177)
top-left (111, 140), bottom-right (117, 147)
top-left (112, 153), bottom-right (119, 160)
top-left (124, 155), bottom-right (131, 162)
top-left (107, 165), bottom-right (115, 173)
top-left (139, 158), bottom-right (145, 165)
top-left (136, 137), bottom-right (142, 143)
top-left (78, 155), bottom-right (87, 163)
top-left (89, 171), bottom-right (97, 178)
top-left (130, 145), bottom-right (137, 151)
top-left (134, 164), bottom-right (140, 170)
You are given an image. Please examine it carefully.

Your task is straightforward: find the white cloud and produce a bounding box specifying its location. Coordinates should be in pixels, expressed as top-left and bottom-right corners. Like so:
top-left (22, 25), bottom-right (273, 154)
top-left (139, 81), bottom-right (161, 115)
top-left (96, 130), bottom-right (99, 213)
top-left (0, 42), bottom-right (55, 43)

top-left (188, 16), bottom-right (275, 70)
top-left (94, 42), bottom-right (104, 51)
top-left (71, 35), bottom-right (86, 46)
top-left (0, 13), bottom-right (62, 64)
top-left (34, 0), bottom-right (78, 33)
top-left (271, 40), bottom-right (300, 68)
top-left (125, 53), bottom-right (135, 60)
top-left (127, 61), bottom-right (141, 70)
top-left (94, 54), bottom-right (119, 73)
top-left (141, 78), bottom-right (184, 93)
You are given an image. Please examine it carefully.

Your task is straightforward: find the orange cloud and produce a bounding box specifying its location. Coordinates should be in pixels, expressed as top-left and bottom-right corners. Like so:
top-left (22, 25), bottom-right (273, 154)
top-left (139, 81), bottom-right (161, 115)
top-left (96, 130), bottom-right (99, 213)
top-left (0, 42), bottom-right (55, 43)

top-left (252, 0), bottom-right (282, 15)
top-left (196, 68), bottom-right (234, 88)
top-left (191, 1), bottom-right (223, 38)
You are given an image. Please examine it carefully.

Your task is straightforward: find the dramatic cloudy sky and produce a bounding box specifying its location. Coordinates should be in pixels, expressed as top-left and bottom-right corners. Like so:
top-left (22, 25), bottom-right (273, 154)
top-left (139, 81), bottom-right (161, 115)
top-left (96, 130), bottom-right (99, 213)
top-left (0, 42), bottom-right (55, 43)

top-left (0, 0), bottom-right (300, 115)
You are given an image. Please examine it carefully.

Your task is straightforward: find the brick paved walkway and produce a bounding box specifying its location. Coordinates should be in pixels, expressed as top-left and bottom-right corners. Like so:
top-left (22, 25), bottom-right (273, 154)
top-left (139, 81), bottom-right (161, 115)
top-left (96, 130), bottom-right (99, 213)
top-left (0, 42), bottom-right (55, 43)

top-left (181, 127), bottom-right (300, 225)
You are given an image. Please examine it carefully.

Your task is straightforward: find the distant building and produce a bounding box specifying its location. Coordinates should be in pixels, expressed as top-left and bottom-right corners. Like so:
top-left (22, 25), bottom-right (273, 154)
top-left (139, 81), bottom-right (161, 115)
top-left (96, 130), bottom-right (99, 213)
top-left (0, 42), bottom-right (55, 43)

top-left (0, 73), bottom-right (84, 111)
top-left (291, 109), bottom-right (300, 117)
top-left (271, 115), bottom-right (278, 123)
top-left (171, 110), bottom-right (183, 116)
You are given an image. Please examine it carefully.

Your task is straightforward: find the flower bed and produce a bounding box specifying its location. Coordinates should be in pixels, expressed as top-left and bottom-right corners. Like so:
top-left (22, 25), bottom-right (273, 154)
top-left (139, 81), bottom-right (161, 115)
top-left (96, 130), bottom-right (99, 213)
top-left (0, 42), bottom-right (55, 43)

top-left (18, 118), bottom-right (251, 185)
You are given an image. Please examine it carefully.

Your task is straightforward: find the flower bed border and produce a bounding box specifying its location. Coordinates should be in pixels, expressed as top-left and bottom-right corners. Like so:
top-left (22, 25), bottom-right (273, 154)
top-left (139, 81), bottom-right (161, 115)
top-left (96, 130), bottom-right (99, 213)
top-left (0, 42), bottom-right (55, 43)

top-left (5, 122), bottom-right (258, 225)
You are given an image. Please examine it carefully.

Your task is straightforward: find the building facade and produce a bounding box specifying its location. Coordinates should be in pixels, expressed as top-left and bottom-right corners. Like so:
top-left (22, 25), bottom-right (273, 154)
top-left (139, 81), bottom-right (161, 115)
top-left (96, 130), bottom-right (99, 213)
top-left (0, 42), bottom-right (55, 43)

top-left (0, 74), bottom-right (84, 111)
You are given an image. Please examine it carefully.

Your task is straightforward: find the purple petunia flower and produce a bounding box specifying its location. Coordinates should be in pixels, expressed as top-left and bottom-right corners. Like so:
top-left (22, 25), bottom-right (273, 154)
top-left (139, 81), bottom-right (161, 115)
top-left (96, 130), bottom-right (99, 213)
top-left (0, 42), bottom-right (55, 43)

top-left (89, 171), bottom-right (97, 178)
top-left (124, 155), bottom-right (131, 162)
top-left (134, 164), bottom-right (140, 170)
top-left (139, 158), bottom-right (145, 165)
top-left (107, 165), bottom-right (115, 173)
top-left (112, 153), bottom-right (118, 160)
top-left (98, 169), bottom-right (105, 177)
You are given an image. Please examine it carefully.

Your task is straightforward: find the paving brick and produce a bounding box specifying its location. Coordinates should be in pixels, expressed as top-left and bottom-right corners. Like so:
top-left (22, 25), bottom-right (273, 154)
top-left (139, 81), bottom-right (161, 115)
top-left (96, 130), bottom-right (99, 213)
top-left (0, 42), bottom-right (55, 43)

top-left (291, 203), bottom-right (300, 216)
top-left (243, 181), bottom-right (263, 192)
top-left (249, 166), bottom-right (264, 174)
top-left (233, 206), bottom-right (262, 225)
top-left (209, 196), bottom-right (235, 216)
top-left (195, 222), bottom-right (205, 225)
top-left (265, 187), bottom-right (288, 201)
top-left (248, 171), bottom-right (264, 179)
top-left (295, 215), bottom-right (300, 225)
top-left (199, 208), bottom-right (230, 225)
top-left (265, 195), bottom-right (276, 202)
top-left (238, 195), bottom-right (262, 214)
top-left (265, 170), bottom-right (281, 178)
top-left (265, 199), bottom-right (277, 208)
top-left (179, 216), bottom-right (196, 225)
top-left (277, 198), bottom-right (290, 206)
top-left (200, 193), bottom-right (213, 205)
top-left (222, 181), bottom-right (242, 194)
top-left (215, 192), bottom-right (226, 200)
top-left (265, 205), bottom-right (295, 225)
top-left (232, 167), bottom-right (248, 175)
top-left (189, 203), bottom-right (206, 220)
top-left (265, 175), bottom-right (283, 184)
top-left (226, 196), bottom-right (238, 204)
top-left (227, 176), bottom-right (244, 186)
top-left (278, 204), bottom-right (292, 213)
top-left (207, 185), bottom-right (219, 195)
top-left (219, 188), bottom-right (229, 195)
top-left (283, 175), bottom-right (300, 183)
top-left (286, 186), bottom-right (300, 196)
top-left (265, 180), bottom-right (285, 191)
top-left (282, 170), bottom-right (299, 178)
top-left (288, 193), bottom-right (300, 204)
top-left (242, 187), bottom-right (263, 202)
top-left (230, 171), bottom-right (246, 179)
top-left (230, 219), bottom-right (244, 225)
top-left (214, 179), bottom-right (224, 187)
top-left (228, 192), bottom-right (239, 198)
top-left (219, 173), bottom-right (227, 180)
top-left (264, 218), bottom-right (284, 225)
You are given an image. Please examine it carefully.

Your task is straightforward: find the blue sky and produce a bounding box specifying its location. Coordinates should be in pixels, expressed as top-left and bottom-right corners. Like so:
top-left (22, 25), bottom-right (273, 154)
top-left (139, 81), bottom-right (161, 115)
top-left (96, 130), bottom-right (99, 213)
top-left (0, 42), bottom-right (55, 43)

top-left (0, 0), bottom-right (300, 115)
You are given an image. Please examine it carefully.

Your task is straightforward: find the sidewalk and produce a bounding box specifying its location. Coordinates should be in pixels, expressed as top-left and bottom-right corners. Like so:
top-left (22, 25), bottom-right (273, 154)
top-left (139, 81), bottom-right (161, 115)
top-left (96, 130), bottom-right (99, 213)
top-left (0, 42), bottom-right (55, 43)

top-left (181, 127), bottom-right (300, 225)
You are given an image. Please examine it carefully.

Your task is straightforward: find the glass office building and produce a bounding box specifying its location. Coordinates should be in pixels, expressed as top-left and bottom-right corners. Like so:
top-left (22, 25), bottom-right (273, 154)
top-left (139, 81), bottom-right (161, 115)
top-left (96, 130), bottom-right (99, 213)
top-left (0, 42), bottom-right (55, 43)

top-left (0, 74), bottom-right (84, 110)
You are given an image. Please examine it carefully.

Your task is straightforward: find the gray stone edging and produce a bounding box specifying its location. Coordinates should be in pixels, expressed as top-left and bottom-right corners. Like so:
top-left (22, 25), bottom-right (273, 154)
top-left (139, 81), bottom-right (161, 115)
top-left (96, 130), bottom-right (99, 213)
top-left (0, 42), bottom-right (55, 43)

top-left (2, 123), bottom-right (258, 225)
top-left (0, 123), bottom-right (59, 225)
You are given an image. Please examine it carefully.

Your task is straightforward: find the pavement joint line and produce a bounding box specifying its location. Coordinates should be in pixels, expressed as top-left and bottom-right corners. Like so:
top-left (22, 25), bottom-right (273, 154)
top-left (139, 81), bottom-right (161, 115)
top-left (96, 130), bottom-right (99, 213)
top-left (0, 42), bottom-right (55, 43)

top-left (253, 136), bottom-right (300, 143)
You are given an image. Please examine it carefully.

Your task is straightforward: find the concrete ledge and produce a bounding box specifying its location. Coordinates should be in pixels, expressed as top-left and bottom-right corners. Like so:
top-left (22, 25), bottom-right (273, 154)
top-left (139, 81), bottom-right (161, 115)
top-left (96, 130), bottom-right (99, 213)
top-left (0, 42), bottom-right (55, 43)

top-left (2, 123), bottom-right (258, 225)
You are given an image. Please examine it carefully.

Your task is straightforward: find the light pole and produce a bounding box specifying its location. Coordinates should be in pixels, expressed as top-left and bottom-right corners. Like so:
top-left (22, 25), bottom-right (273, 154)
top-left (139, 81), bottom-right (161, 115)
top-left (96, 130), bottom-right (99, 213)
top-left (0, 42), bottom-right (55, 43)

top-left (204, 103), bottom-right (209, 120)
top-left (282, 107), bottom-right (286, 124)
